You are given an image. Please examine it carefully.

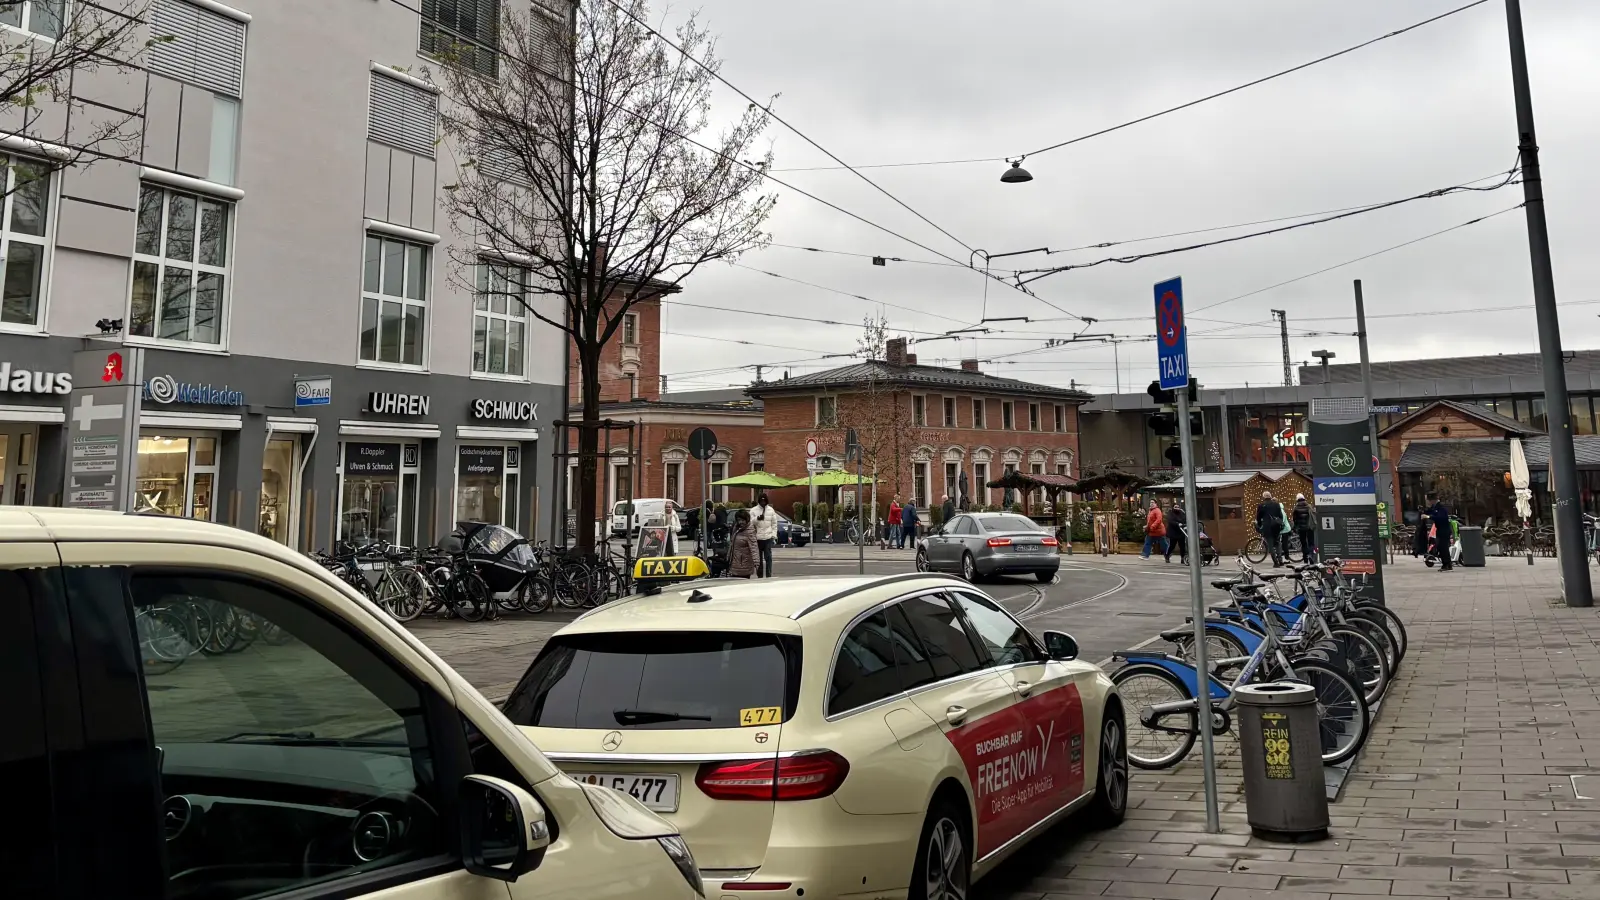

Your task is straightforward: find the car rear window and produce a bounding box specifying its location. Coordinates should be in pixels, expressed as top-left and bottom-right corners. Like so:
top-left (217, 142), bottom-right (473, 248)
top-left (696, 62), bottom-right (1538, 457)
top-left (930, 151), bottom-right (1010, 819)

top-left (981, 515), bottom-right (1042, 532)
top-left (503, 631), bottom-right (800, 730)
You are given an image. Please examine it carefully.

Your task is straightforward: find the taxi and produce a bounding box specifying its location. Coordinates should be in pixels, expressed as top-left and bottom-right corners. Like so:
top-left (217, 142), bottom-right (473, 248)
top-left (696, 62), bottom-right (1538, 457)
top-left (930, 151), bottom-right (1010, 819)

top-left (502, 573), bottom-right (1129, 899)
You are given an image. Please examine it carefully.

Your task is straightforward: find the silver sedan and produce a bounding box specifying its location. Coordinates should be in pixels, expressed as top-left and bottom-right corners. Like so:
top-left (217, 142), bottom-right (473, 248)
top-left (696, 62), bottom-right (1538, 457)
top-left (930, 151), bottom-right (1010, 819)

top-left (915, 511), bottom-right (1061, 583)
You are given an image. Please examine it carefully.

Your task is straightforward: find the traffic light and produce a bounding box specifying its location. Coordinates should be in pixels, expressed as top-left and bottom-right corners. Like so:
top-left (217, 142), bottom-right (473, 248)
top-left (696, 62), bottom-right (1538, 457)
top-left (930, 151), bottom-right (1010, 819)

top-left (1149, 412), bottom-right (1178, 436)
top-left (1146, 378), bottom-right (1199, 404)
top-left (1165, 445), bottom-right (1185, 467)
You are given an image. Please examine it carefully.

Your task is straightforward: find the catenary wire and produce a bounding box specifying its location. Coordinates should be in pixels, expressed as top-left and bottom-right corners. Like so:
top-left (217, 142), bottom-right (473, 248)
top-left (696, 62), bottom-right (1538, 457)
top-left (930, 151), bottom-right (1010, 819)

top-left (727, 263), bottom-right (972, 326)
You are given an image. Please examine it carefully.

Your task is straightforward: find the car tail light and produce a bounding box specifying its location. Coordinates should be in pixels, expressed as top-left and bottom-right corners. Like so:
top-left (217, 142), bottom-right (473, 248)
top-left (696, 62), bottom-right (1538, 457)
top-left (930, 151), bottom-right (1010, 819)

top-left (696, 751), bottom-right (850, 801)
top-left (1041, 536), bottom-right (1059, 546)
top-left (987, 537), bottom-right (1012, 547)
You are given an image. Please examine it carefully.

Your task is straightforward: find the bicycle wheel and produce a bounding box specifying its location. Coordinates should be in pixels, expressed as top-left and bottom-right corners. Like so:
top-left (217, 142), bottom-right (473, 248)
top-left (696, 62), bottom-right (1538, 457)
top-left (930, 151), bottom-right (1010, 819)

top-left (1111, 663), bottom-right (1197, 770)
top-left (1174, 627), bottom-right (1249, 672)
top-left (138, 609), bottom-right (193, 676)
top-left (554, 566), bottom-right (589, 609)
top-left (1342, 612), bottom-right (1399, 676)
top-left (520, 574), bottom-right (553, 614)
top-left (451, 571), bottom-right (490, 622)
top-left (1327, 626), bottom-right (1389, 705)
top-left (1291, 660), bottom-right (1370, 765)
top-left (1351, 603), bottom-right (1407, 665)
top-left (386, 568), bottom-right (427, 622)
top-left (1244, 535), bottom-right (1268, 565)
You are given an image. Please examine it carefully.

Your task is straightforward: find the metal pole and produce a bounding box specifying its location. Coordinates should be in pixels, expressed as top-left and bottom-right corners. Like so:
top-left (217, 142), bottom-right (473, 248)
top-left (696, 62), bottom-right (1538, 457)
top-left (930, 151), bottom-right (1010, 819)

top-left (1505, 0), bottom-right (1591, 606)
top-left (808, 472), bottom-right (815, 560)
top-left (1354, 281), bottom-right (1381, 490)
top-left (1178, 390), bottom-right (1221, 832)
top-left (1113, 341), bottom-right (1121, 394)
top-left (857, 460), bottom-right (865, 574)
top-left (1272, 309), bottom-right (1291, 386)
top-left (1219, 391), bottom-right (1231, 471)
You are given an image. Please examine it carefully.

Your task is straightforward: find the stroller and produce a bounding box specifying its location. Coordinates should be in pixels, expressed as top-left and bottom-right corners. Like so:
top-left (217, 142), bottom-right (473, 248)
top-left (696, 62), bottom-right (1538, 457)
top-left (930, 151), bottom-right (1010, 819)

top-left (1178, 523), bottom-right (1221, 566)
top-left (440, 521), bottom-right (539, 605)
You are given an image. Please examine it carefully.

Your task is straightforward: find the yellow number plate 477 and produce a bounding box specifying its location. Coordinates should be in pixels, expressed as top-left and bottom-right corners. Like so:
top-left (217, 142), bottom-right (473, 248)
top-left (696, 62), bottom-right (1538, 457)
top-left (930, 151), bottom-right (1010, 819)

top-left (739, 706), bottom-right (782, 727)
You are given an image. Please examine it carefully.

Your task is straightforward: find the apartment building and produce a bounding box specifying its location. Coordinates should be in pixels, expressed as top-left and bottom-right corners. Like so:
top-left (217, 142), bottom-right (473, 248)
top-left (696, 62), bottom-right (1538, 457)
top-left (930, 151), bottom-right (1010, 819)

top-left (0, 0), bottom-right (569, 549)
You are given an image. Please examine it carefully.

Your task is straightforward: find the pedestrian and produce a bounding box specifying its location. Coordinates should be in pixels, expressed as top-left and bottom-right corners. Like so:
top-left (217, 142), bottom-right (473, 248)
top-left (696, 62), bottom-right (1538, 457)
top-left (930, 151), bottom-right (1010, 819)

top-left (941, 493), bottom-right (956, 527)
top-left (1255, 493), bottom-right (1286, 566)
top-left (886, 495), bottom-right (903, 550)
top-left (752, 493), bottom-right (778, 578)
top-left (1142, 499), bottom-right (1167, 559)
top-left (901, 499), bottom-right (919, 549)
top-left (1292, 493), bottom-right (1317, 563)
top-left (729, 509), bottom-right (758, 578)
top-left (1427, 493), bottom-right (1454, 571)
top-left (1164, 502), bottom-right (1187, 564)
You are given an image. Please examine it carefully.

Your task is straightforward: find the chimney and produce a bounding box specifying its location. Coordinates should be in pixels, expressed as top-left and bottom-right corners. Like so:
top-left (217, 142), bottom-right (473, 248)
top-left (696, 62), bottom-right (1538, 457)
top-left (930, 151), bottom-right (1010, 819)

top-left (885, 337), bottom-right (907, 367)
top-left (961, 359), bottom-right (980, 373)
top-left (906, 353), bottom-right (917, 365)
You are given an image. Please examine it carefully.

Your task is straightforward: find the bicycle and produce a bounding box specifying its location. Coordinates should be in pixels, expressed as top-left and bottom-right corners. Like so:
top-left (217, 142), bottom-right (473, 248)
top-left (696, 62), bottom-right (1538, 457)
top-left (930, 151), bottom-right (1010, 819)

top-left (1111, 566), bottom-right (1371, 769)
top-left (1243, 531), bottom-right (1301, 565)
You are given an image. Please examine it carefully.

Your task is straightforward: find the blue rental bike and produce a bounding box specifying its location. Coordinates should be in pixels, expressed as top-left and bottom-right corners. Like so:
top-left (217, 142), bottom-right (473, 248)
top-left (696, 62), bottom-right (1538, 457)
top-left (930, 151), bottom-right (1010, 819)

top-left (1111, 560), bottom-right (1371, 770)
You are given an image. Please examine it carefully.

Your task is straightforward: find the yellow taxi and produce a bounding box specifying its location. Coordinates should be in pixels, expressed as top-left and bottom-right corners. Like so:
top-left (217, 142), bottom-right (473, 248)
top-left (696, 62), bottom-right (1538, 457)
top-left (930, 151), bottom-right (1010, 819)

top-left (503, 573), bottom-right (1129, 899)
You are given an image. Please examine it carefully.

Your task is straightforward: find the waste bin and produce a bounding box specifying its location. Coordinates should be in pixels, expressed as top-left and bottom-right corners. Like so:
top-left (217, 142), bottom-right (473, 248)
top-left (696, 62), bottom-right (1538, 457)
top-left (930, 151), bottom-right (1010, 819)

top-left (1458, 525), bottom-right (1486, 567)
top-left (1236, 682), bottom-right (1329, 842)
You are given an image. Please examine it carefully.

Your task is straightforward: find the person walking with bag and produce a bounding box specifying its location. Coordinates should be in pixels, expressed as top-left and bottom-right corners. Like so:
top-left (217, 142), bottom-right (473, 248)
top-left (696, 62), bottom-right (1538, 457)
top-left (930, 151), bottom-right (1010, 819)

top-left (1256, 493), bottom-right (1286, 567)
top-left (1292, 493), bottom-right (1317, 563)
top-left (752, 493), bottom-right (779, 577)
top-left (729, 509), bottom-right (759, 578)
top-left (1142, 500), bottom-right (1167, 559)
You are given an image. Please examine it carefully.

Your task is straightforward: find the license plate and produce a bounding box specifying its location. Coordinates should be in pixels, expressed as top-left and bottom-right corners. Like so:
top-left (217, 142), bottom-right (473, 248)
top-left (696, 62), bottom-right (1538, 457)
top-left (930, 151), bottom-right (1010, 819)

top-left (1016, 544), bottom-right (1041, 553)
top-left (572, 773), bottom-right (680, 812)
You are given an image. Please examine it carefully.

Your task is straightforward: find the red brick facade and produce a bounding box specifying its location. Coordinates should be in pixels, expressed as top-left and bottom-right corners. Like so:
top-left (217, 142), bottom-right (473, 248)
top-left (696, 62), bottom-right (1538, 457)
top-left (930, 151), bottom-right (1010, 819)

top-left (568, 296), bottom-right (662, 405)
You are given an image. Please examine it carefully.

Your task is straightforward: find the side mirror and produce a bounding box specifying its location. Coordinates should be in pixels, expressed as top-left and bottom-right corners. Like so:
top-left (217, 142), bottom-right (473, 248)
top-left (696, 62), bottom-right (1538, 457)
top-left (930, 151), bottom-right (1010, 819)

top-left (1042, 630), bottom-right (1079, 661)
top-left (460, 774), bottom-right (550, 882)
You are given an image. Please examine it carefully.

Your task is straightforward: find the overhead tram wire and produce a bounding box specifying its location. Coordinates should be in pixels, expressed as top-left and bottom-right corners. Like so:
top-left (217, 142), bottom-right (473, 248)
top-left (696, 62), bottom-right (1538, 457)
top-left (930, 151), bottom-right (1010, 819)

top-left (764, 242), bottom-right (1020, 271)
top-left (727, 263), bottom-right (972, 326)
top-left (769, 0), bottom-right (1493, 173)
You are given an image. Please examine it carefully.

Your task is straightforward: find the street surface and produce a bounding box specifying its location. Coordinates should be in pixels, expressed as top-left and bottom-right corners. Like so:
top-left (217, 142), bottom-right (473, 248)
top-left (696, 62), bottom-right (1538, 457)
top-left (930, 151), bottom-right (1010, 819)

top-left (411, 550), bottom-right (1600, 900)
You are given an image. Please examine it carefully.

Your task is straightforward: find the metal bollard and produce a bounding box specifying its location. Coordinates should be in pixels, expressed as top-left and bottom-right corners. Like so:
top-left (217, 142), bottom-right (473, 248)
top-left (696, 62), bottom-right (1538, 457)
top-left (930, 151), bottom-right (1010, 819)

top-left (1236, 682), bottom-right (1330, 842)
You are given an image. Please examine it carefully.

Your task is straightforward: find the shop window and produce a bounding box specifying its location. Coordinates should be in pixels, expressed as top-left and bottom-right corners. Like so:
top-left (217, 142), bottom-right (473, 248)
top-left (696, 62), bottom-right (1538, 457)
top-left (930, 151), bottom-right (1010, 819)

top-left (1573, 396), bottom-right (1596, 436)
top-left (259, 438), bottom-right (298, 545)
top-left (0, 157), bottom-right (50, 329)
top-left (0, 431), bottom-right (34, 505)
top-left (456, 445), bottom-right (519, 528)
top-left (137, 435), bottom-right (218, 520)
top-left (1529, 397), bottom-right (1548, 433)
top-left (1219, 499), bottom-right (1243, 520)
top-left (360, 234), bottom-right (429, 367)
top-left (1227, 404), bottom-right (1309, 467)
top-left (473, 263), bottom-right (528, 377)
top-left (340, 442), bottom-right (420, 546)
top-left (131, 185), bottom-right (230, 345)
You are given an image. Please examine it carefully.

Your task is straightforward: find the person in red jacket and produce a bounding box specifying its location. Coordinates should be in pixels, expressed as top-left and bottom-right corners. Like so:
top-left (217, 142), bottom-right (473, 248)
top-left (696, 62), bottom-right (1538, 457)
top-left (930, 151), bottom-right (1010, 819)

top-left (1142, 499), bottom-right (1168, 559)
top-left (886, 496), bottom-right (904, 549)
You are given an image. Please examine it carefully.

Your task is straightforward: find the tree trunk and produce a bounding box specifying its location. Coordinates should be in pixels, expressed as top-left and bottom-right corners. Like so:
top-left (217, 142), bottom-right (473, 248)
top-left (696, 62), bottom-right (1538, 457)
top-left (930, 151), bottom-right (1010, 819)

top-left (575, 345), bottom-right (602, 555)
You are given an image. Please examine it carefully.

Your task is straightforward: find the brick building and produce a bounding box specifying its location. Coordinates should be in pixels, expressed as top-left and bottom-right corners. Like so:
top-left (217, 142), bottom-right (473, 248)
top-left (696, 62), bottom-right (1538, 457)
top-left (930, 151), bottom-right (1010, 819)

top-left (567, 294), bottom-right (665, 405)
top-left (747, 338), bottom-right (1093, 520)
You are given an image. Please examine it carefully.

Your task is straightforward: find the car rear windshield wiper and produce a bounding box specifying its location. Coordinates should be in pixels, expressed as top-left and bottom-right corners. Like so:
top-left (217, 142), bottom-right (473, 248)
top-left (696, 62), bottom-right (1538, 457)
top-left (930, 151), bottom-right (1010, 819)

top-left (612, 709), bottom-right (714, 725)
top-left (215, 730), bottom-right (404, 747)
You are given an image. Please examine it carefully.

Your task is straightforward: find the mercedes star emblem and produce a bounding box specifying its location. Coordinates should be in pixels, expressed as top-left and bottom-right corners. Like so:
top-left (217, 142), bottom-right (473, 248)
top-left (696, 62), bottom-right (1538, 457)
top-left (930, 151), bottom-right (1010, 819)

top-left (601, 731), bottom-right (623, 751)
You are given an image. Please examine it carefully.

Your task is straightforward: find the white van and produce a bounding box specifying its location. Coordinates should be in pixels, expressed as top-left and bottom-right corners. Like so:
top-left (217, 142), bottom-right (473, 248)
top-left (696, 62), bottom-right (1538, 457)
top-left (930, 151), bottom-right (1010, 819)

top-left (611, 498), bottom-right (681, 537)
top-left (2, 507), bottom-right (702, 899)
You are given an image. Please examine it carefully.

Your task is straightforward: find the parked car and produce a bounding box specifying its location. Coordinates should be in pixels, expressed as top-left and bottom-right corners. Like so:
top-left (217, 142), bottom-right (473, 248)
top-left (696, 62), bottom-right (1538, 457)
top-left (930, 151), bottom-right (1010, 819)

top-left (917, 511), bottom-right (1062, 583)
top-left (611, 498), bottom-right (683, 537)
top-left (2, 507), bottom-right (702, 899)
top-left (505, 573), bottom-right (1126, 898)
top-left (775, 510), bottom-right (810, 546)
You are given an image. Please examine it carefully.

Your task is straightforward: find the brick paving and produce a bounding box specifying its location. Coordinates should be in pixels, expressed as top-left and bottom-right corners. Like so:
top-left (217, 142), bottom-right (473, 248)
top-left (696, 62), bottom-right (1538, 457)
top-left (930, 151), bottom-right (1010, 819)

top-left (977, 556), bottom-right (1600, 900)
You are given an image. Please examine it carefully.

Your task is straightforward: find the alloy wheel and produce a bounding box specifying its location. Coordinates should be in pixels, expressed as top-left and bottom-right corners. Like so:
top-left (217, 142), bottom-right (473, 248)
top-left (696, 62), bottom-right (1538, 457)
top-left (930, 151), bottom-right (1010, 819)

top-left (924, 816), bottom-right (968, 900)
top-left (1101, 719), bottom-right (1129, 813)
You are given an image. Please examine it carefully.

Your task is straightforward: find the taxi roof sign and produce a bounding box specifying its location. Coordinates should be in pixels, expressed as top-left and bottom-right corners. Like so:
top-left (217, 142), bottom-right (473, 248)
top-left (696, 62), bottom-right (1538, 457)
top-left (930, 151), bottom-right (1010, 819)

top-left (632, 554), bottom-right (709, 582)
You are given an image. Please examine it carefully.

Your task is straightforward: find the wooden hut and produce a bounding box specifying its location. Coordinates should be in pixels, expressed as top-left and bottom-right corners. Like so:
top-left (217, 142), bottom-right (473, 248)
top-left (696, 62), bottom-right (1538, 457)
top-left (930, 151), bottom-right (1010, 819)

top-left (1146, 468), bottom-right (1314, 553)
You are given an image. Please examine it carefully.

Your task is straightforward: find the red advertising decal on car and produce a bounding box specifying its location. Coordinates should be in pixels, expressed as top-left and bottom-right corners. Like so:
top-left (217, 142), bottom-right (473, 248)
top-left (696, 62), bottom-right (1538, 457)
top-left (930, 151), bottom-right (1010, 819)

top-left (946, 683), bottom-right (1085, 856)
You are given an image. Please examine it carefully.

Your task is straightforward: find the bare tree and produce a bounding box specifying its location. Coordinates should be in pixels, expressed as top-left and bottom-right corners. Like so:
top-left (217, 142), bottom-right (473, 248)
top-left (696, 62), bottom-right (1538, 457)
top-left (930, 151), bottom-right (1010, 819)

top-left (833, 315), bottom-right (915, 515)
top-left (0, 0), bottom-right (149, 192)
top-left (434, 0), bottom-right (775, 553)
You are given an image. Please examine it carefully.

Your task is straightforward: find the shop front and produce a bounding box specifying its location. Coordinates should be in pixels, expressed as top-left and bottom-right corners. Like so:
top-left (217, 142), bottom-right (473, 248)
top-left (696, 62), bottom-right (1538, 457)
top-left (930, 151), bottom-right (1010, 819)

top-left (0, 352), bottom-right (71, 506)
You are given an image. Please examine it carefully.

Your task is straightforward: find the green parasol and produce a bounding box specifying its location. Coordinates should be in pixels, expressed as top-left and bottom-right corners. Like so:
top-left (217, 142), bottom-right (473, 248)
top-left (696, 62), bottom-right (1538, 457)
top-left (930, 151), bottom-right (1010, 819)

top-left (804, 469), bottom-right (876, 486)
top-left (709, 471), bottom-right (797, 488)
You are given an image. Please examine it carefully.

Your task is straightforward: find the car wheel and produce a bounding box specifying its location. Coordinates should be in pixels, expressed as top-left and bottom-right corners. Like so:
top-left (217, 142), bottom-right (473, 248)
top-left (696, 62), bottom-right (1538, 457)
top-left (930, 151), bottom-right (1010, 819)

top-left (915, 547), bottom-right (931, 572)
top-left (1036, 570), bottom-right (1056, 584)
top-left (960, 553), bottom-right (977, 582)
top-left (910, 800), bottom-right (970, 900)
top-left (1085, 711), bottom-right (1130, 828)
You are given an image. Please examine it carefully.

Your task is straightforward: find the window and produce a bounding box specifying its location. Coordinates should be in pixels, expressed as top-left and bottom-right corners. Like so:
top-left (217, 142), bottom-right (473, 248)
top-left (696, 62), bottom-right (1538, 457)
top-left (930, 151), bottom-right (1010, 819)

top-left (1002, 402), bottom-right (1014, 430)
top-left (980, 514), bottom-right (1042, 533)
top-left (138, 434), bottom-right (218, 520)
top-left (973, 462), bottom-right (989, 506)
top-left (132, 572), bottom-right (450, 896)
top-left (131, 185), bottom-right (230, 345)
top-left (0, 158), bottom-right (50, 328)
top-left (913, 395), bottom-right (926, 427)
top-left (817, 396), bottom-right (837, 426)
top-left (829, 611), bottom-right (902, 716)
top-left (626, 373), bottom-right (637, 399)
top-left (456, 444), bottom-right (518, 527)
top-left (0, 0), bottom-right (62, 38)
top-left (944, 397), bottom-right (957, 427)
top-left (972, 399), bottom-right (985, 429)
top-left (1028, 403), bottom-right (1040, 431)
top-left (1055, 404), bottom-right (1065, 432)
top-left (369, 71), bottom-right (440, 159)
top-left (505, 631), bottom-right (797, 729)
top-left (913, 461), bottom-right (929, 508)
top-left (622, 312), bottom-right (639, 345)
top-left (421, 0), bottom-right (500, 77)
top-left (950, 592), bottom-right (1041, 666)
top-left (1574, 396), bottom-right (1596, 436)
top-left (473, 263), bottom-right (527, 377)
top-left (944, 462), bottom-right (958, 502)
top-left (896, 594), bottom-right (985, 683)
top-left (0, 569), bottom-right (54, 896)
top-left (665, 462), bottom-right (681, 503)
top-left (147, 0), bottom-right (246, 97)
top-left (361, 234), bottom-right (429, 367)
top-left (710, 461), bottom-right (727, 503)
top-left (951, 516), bottom-right (977, 536)
top-left (209, 97), bottom-right (240, 185)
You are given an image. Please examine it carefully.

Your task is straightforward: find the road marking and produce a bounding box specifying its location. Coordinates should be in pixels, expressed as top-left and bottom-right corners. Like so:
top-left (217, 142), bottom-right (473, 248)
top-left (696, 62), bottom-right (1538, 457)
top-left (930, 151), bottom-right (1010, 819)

top-left (1020, 565), bottom-right (1129, 621)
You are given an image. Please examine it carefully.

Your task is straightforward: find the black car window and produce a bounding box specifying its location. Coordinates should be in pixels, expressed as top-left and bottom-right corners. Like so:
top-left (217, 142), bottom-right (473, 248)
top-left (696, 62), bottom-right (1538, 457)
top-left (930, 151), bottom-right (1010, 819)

top-left (951, 591), bottom-right (1043, 666)
top-left (1, 570), bottom-right (56, 896)
top-left (505, 631), bottom-right (797, 729)
top-left (895, 593), bottom-right (986, 681)
top-left (981, 514), bottom-right (1043, 532)
top-left (829, 611), bottom-right (903, 715)
top-left (128, 572), bottom-right (450, 899)
top-left (951, 517), bottom-right (976, 535)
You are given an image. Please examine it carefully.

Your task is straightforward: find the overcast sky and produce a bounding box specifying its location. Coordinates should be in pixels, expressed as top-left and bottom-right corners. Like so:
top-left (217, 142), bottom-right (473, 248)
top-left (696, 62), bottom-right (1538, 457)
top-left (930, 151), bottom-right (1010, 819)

top-left (647, 1), bottom-right (1600, 396)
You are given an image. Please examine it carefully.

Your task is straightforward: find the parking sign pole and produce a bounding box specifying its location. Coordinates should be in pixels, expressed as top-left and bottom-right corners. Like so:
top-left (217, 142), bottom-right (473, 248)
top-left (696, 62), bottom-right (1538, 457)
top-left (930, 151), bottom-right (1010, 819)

top-left (1178, 390), bottom-right (1220, 833)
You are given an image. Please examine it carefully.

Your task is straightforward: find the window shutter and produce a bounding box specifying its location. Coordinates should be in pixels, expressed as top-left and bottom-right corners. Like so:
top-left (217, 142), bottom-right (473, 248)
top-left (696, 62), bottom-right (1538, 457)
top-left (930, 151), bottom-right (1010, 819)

top-left (148, 0), bottom-right (247, 98)
top-left (368, 73), bottom-right (439, 159)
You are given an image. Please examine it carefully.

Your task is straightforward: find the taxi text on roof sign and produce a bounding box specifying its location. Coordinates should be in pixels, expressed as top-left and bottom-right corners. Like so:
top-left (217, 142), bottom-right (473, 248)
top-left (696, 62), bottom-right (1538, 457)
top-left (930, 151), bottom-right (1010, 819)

top-left (632, 555), bottom-right (709, 581)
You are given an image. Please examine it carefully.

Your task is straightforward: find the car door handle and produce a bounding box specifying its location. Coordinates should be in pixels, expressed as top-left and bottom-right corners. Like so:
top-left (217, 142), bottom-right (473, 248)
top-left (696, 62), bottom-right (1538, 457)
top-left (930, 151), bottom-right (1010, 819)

top-left (1014, 680), bottom-right (1034, 697)
top-left (945, 705), bottom-right (968, 725)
